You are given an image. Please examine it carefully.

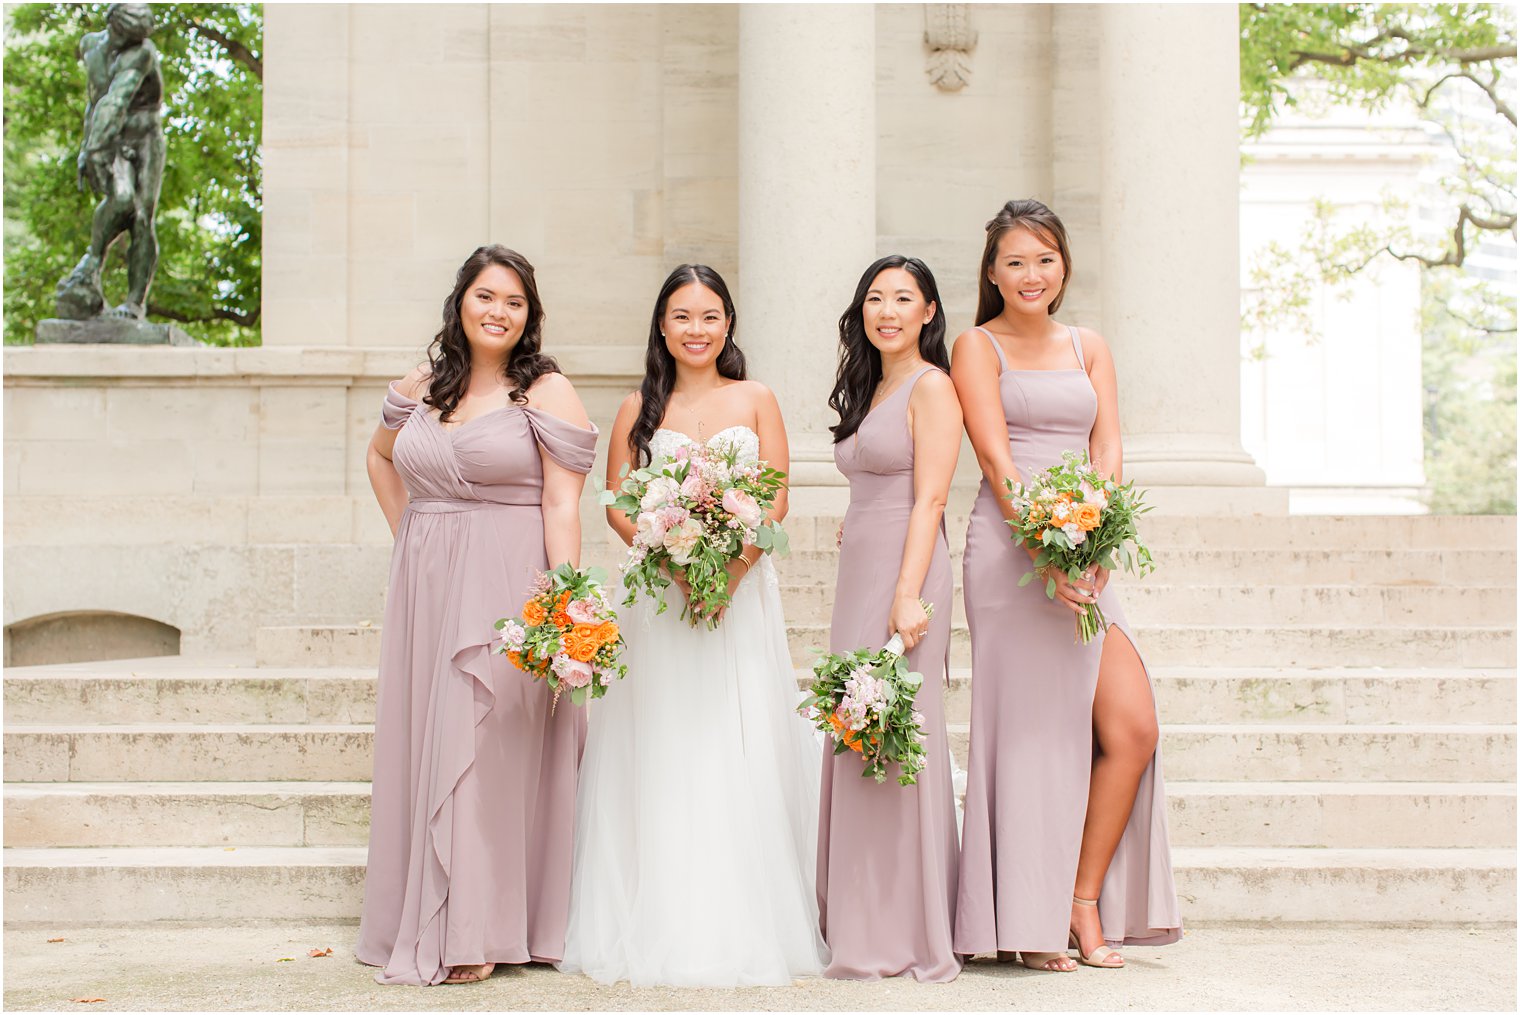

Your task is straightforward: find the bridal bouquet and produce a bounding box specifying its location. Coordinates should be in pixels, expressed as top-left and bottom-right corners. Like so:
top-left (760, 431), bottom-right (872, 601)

top-left (603, 440), bottom-right (789, 628)
top-left (797, 606), bottom-right (934, 786)
top-left (1006, 450), bottom-right (1155, 644)
top-left (494, 563), bottom-right (626, 708)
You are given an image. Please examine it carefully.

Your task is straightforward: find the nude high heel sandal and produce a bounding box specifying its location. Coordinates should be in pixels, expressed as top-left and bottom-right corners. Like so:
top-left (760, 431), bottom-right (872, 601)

top-left (1069, 896), bottom-right (1124, 968)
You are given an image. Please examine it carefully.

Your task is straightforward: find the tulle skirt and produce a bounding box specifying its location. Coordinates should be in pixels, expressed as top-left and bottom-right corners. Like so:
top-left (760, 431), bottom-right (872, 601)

top-left (559, 557), bottom-right (830, 986)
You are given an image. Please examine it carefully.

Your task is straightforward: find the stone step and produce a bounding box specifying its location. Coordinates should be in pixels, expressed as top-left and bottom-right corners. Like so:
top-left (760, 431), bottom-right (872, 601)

top-left (782, 514), bottom-right (1517, 552)
top-left (252, 621), bottom-right (1517, 670)
top-left (3, 725), bottom-right (373, 783)
top-left (1165, 782), bottom-right (1516, 849)
top-left (785, 623), bottom-right (1515, 670)
top-left (769, 547), bottom-right (1516, 587)
top-left (3, 782), bottom-right (370, 848)
top-left (7, 780), bottom-right (1511, 850)
top-left (9, 666), bottom-right (1515, 727)
top-left (3, 845), bottom-right (1510, 925)
top-left (8, 722), bottom-right (1511, 784)
top-left (777, 583), bottom-right (1519, 628)
top-left (945, 723), bottom-right (1516, 783)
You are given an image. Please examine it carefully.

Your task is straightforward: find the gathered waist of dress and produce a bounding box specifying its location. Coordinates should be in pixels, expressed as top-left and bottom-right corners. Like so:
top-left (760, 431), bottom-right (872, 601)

top-left (405, 497), bottom-right (541, 514)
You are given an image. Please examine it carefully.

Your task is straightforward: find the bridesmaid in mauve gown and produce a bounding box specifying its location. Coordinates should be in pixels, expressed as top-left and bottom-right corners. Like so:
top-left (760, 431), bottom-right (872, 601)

top-left (817, 255), bottom-right (964, 983)
top-left (354, 246), bottom-right (599, 986)
top-left (952, 201), bottom-right (1181, 972)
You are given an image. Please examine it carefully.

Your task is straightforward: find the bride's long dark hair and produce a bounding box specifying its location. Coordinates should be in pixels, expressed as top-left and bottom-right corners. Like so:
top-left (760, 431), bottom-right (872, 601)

top-left (829, 254), bottom-right (949, 443)
top-left (628, 264), bottom-right (747, 466)
top-left (424, 245), bottom-right (558, 421)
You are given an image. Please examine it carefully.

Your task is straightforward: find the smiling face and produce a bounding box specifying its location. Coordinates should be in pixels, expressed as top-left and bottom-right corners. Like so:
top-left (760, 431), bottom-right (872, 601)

top-left (862, 266), bottom-right (937, 360)
top-left (988, 226), bottom-right (1066, 317)
top-left (661, 282), bottom-right (729, 370)
top-left (459, 263), bottom-right (530, 363)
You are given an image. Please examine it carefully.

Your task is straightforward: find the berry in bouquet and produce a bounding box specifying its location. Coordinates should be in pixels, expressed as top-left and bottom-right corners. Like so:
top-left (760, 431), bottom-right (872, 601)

top-left (797, 602), bottom-right (935, 787)
top-left (1005, 449), bottom-right (1155, 644)
top-left (494, 563), bottom-right (627, 708)
top-left (601, 439), bottom-right (789, 629)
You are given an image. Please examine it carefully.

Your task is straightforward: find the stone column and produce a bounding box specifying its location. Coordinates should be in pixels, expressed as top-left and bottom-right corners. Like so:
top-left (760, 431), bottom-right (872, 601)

top-left (1096, 4), bottom-right (1283, 513)
top-left (738, 4), bottom-right (876, 512)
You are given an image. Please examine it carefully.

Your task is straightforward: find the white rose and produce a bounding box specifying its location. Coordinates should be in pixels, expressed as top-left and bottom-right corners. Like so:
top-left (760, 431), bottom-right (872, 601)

top-left (663, 517), bottom-right (705, 565)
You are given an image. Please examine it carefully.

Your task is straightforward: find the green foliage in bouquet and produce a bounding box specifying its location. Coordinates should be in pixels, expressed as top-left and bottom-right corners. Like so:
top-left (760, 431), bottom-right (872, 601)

top-left (1006, 450), bottom-right (1156, 643)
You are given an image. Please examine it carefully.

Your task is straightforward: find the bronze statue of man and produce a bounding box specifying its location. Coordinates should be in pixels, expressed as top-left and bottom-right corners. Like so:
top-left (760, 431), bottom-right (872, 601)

top-left (55, 3), bottom-right (167, 321)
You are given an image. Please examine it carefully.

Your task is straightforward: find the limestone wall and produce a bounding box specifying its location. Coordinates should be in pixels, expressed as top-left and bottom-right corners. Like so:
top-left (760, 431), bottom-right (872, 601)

top-left (4, 3), bottom-right (1276, 656)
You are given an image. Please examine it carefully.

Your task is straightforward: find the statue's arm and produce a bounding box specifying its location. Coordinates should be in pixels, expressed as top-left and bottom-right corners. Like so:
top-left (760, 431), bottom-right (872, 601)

top-left (81, 51), bottom-right (149, 155)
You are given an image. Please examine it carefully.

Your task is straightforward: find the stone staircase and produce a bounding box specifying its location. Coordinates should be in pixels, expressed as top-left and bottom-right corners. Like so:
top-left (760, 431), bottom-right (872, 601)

top-left (5, 515), bottom-right (1515, 926)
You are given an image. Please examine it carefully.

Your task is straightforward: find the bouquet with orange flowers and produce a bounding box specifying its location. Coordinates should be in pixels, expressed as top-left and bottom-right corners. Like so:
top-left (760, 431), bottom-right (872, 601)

top-left (1006, 450), bottom-right (1154, 644)
top-left (796, 605), bottom-right (934, 786)
top-left (494, 563), bottom-right (626, 708)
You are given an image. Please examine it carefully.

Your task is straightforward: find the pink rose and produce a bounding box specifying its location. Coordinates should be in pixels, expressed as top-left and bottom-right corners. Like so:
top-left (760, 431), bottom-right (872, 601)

top-left (722, 488), bottom-right (764, 529)
top-left (551, 652), bottom-right (593, 688)
top-left (500, 622), bottom-right (527, 649)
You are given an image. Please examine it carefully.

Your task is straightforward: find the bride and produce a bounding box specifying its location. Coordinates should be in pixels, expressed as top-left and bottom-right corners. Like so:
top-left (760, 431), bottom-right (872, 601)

top-left (559, 264), bottom-right (829, 986)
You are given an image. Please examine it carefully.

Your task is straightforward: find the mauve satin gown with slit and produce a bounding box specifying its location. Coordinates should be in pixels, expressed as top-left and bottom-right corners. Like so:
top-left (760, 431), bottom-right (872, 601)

top-left (953, 326), bottom-right (1181, 957)
top-left (816, 365), bottom-right (961, 982)
top-left (354, 382), bottom-right (599, 985)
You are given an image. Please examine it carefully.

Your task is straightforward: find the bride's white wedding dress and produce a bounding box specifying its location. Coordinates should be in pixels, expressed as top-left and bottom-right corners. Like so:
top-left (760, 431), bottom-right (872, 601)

top-left (559, 426), bottom-right (829, 986)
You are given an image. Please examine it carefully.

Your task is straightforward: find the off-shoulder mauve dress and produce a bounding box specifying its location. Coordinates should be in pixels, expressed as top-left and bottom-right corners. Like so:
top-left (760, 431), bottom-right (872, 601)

top-left (355, 382), bottom-right (599, 985)
top-left (954, 326), bottom-right (1181, 957)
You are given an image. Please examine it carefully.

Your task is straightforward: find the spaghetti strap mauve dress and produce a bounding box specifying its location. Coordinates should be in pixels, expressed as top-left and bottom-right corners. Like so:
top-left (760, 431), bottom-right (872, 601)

top-left (953, 326), bottom-right (1181, 956)
top-left (355, 382), bottom-right (599, 985)
top-left (817, 366), bottom-right (961, 982)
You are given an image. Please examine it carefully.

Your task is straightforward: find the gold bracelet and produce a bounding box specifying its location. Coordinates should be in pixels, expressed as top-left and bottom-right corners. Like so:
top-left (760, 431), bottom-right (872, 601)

top-left (736, 555), bottom-right (753, 575)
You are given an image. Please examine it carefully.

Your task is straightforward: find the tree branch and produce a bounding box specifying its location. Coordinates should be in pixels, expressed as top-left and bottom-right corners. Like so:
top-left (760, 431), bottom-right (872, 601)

top-left (185, 18), bottom-right (262, 81)
top-left (1382, 205), bottom-right (1517, 269)
top-left (147, 302), bottom-right (260, 328)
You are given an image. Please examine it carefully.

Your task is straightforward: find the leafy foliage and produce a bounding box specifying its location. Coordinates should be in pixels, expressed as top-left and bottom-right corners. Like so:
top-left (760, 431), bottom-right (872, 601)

top-left (1239, 4), bottom-right (1516, 514)
top-left (3, 3), bottom-right (262, 346)
top-left (1241, 3), bottom-right (1516, 139)
top-left (1422, 273), bottom-right (1517, 515)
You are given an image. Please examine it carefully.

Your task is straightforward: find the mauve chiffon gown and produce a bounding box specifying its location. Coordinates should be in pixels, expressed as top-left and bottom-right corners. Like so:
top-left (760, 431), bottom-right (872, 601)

top-left (355, 382), bottom-right (599, 985)
top-left (954, 326), bottom-right (1181, 957)
top-left (817, 366), bottom-right (961, 982)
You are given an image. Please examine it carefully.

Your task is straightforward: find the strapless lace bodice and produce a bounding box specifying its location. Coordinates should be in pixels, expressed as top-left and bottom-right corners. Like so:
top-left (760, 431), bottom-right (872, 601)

top-left (649, 426), bottom-right (760, 468)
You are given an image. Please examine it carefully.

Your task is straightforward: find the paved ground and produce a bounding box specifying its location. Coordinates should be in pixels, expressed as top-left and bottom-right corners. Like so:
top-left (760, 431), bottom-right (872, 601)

top-left (3, 923), bottom-right (1513, 1011)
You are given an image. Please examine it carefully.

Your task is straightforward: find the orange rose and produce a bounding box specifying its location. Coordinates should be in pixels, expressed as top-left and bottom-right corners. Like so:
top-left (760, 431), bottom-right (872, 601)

top-left (552, 611), bottom-right (572, 628)
top-left (505, 650), bottom-right (523, 670)
top-left (595, 621), bottom-right (620, 646)
top-left (1074, 502), bottom-right (1102, 531)
top-left (565, 629), bottom-right (598, 663)
top-left (521, 599), bottom-right (548, 626)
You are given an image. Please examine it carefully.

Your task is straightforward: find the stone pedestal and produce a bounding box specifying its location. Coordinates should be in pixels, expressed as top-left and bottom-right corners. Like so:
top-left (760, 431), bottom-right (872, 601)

top-left (738, 4), bottom-right (876, 514)
top-left (36, 318), bottom-right (199, 347)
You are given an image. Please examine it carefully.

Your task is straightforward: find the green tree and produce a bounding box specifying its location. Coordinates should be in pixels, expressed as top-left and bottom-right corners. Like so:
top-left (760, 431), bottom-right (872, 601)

top-left (1239, 3), bottom-right (1516, 514)
top-left (3, 3), bottom-right (262, 346)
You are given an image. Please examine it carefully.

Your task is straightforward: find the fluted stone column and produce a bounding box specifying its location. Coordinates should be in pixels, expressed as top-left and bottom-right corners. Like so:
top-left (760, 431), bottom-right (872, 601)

top-left (739, 4), bottom-right (876, 512)
top-left (1096, 4), bottom-right (1283, 513)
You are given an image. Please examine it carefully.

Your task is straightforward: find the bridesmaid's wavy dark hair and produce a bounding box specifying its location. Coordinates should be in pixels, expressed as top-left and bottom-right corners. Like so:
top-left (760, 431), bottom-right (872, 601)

top-left (423, 245), bottom-right (558, 422)
top-left (829, 255), bottom-right (949, 444)
top-left (628, 264), bottom-right (747, 466)
top-left (976, 199), bottom-right (1073, 324)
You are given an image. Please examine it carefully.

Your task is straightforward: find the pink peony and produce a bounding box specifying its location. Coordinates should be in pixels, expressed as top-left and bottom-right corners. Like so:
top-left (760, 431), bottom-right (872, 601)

top-left (566, 597), bottom-right (600, 625)
top-left (640, 476), bottom-right (680, 513)
top-left (551, 652), bottom-right (594, 688)
top-left (722, 488), bottom-right (764, 529)
top-left (680, 470), bottom-right (708, 502)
